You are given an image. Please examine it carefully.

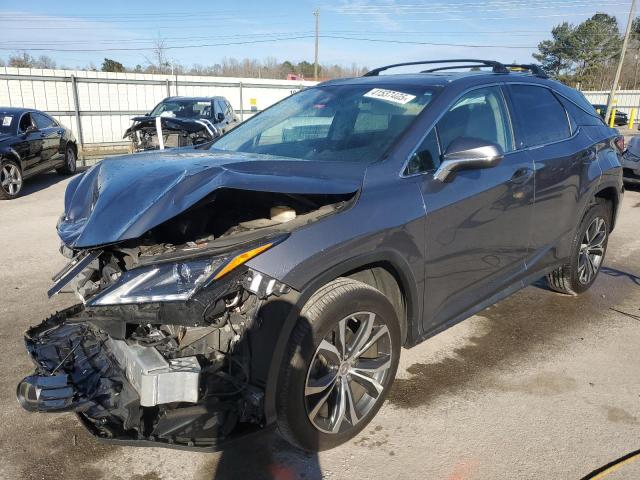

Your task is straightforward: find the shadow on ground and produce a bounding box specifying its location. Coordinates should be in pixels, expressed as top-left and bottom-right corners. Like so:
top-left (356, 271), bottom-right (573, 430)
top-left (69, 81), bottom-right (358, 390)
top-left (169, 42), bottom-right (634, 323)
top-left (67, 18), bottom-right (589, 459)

top-left (20, 168), bottom-right (87, 197)
top-left (387, 263), bottom-right (640, 410)
top-left (196, 432), bottom-right (321, 480)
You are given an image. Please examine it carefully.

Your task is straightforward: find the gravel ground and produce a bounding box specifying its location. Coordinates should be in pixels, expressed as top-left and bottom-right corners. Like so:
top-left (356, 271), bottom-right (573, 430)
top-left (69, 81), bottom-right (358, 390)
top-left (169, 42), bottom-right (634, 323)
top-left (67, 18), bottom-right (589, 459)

top-left (0, 171), bottom-right (639, 480)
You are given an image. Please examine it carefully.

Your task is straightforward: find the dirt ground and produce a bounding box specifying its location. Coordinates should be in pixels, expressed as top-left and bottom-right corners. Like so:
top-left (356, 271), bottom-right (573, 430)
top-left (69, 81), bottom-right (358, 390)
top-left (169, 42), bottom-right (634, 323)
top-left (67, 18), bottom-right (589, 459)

top-left (0, 171), bottom-right (639, 480)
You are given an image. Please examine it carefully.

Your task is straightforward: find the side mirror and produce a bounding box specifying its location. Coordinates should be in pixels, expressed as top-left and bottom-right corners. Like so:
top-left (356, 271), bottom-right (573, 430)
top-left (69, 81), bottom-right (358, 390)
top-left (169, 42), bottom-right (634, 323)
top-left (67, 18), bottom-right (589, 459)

top-left (434, 137), bottom-right (503, 182)
top-left (216, 112), bottom-right (225, 122)
top-left (24, 125), bottom-right (38, 134)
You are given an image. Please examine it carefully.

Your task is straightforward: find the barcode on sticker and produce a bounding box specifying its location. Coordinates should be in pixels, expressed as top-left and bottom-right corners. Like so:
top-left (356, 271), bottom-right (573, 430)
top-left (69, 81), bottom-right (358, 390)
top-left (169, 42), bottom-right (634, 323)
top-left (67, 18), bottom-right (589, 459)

top-left (363, 88), bottom-right (416, 105)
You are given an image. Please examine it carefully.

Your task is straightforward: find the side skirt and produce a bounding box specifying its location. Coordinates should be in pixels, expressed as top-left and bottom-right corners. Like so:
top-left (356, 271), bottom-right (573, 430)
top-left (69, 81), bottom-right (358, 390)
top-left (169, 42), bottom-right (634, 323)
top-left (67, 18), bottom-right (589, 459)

top-left (405, 262), bottom-right (566, 348)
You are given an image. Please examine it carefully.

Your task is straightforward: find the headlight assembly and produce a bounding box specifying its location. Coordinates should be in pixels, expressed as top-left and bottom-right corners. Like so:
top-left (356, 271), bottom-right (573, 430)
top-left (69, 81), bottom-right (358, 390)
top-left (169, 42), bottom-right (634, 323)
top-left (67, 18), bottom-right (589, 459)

top-left (87, 241), bottom-right (278, 306)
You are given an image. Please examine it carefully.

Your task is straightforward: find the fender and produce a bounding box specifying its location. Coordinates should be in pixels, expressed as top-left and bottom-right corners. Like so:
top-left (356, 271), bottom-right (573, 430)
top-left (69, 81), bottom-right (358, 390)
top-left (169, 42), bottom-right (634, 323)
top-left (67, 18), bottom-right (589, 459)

top-left (256, 249), bottom-right (422, 426)
top-left (0, 145), bottom-right (22, 167)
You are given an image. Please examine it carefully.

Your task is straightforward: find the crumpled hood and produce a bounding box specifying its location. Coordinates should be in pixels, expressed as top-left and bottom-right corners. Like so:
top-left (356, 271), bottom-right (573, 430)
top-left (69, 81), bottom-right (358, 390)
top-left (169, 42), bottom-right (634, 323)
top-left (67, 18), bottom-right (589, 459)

top-left (59, 149), bottom-right (366, 248)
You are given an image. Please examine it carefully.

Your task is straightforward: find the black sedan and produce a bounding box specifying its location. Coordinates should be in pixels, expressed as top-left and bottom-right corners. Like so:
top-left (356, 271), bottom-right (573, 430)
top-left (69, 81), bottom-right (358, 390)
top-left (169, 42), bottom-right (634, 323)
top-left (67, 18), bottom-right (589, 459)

top-left (0, 107), bottom-right (78, 200)
top-left (592, 104), bottom-right (628, 126)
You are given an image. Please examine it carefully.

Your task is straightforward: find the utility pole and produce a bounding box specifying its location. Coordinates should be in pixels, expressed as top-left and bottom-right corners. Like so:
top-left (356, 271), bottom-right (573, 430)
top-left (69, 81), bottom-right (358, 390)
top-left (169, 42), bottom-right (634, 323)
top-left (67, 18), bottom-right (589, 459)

top-left (314, 9), bottom-right (320, 81)
top-left (605, 0), bottom-right (637, 123)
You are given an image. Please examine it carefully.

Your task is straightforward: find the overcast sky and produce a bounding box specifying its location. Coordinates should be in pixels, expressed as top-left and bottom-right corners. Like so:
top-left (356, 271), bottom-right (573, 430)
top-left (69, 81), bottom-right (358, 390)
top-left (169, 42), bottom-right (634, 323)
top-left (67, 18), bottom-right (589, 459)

top-left (0, 0), bottom-right (633, 71)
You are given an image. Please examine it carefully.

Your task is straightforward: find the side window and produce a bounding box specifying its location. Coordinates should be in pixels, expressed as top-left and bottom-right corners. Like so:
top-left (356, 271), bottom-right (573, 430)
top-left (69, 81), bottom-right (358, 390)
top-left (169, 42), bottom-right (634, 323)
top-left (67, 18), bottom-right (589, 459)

top-left (406, 128), bottom-right (440, 174)
top-left (508, 85), bottom-right (571, 147)
top-left (18, 113), bottom-right (33, 132)
top-left (225, 101), bottom-right (233, 115)
top-left (32, 112), bottom-right (54, 129)
top-left (556, 95), bottom-right (605, 128)
top-left (215, 100), bottom-right (227, 117)
top-left (437, 86), bottom-right (513, 155)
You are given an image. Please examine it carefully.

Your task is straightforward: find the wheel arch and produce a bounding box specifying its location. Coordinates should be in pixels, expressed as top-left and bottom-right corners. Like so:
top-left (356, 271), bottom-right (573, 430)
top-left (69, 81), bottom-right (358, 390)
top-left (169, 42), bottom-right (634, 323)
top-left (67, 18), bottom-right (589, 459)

top-left (258, 250), bottom-right (421, 427)
top-left (0, 147), bottom-right (23, 171)
top-left (593, 185), bottom-right (620, 231)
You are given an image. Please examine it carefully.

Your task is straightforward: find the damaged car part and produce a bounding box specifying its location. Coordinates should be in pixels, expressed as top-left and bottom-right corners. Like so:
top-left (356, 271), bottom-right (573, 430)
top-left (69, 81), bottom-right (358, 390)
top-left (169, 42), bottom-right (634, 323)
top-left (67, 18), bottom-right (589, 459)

top-left (123, 115), bottom-right (220, 152)
top-left (19, 59), bottom-right (623, 452)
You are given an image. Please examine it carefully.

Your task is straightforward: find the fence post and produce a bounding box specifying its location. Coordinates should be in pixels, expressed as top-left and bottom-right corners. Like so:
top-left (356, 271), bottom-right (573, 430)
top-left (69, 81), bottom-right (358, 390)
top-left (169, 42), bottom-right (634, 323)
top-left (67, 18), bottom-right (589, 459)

top-left (239, 81), bottom-right (244, 121)
top-left (630, 108), bottom-right (637, 129)
top-left (166, 79), bottom-right (170, 97)
top-left (70, 75), bottom-right (84, 159)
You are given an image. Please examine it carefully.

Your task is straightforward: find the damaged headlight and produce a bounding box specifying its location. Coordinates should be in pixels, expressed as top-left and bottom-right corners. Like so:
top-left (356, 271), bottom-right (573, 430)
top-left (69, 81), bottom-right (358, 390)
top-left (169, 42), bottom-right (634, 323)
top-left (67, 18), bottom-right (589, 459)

top-left (88, 240), bottom-right (280, 306)
top-left (90, 257), bottom-right (224, 305)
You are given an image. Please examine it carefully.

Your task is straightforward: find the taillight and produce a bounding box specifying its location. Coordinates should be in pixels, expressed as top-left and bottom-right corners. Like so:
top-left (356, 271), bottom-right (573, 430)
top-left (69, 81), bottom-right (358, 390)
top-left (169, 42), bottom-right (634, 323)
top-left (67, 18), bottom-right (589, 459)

top-left (614, 135), bottom-right (625, 153)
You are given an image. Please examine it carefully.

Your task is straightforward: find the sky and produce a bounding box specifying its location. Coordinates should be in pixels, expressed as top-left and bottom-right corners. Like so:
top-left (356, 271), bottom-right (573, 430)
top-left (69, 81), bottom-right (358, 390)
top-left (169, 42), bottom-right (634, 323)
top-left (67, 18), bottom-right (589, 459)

top-left (0, 0), bottom-right (634, 72)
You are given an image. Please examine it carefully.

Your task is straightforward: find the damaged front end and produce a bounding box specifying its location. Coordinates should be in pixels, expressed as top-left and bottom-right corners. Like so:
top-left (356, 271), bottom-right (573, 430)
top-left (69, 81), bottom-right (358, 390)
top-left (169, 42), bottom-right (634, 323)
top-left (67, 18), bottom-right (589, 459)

top-left (123, 115), bottom-right (220, 152)
top-left (18, 153), bottom-right (358, 449)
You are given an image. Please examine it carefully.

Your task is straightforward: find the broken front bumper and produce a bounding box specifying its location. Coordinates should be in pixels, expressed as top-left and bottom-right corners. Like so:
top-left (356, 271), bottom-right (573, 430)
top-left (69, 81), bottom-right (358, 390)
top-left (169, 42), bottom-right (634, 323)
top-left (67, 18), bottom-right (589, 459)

top-left (17, 305), bottom-right (267, 451)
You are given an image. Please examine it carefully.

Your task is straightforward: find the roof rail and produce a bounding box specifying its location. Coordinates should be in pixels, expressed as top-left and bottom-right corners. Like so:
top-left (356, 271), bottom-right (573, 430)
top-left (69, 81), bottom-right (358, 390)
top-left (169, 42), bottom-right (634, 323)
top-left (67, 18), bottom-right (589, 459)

top-left (363, 59), bottom-right (510, 76)
top-left (504, 64), bottom-right (549, 78)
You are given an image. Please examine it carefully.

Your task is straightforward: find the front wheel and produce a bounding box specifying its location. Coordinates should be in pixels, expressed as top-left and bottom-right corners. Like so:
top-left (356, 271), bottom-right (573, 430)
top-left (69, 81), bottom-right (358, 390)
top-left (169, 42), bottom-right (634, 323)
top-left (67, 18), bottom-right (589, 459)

top-left (277, 278), bottom-right (401, 451)
top-left (547, 200), bottom-right (611, 295)
top-left (0, 159), bottom-right (23, 200)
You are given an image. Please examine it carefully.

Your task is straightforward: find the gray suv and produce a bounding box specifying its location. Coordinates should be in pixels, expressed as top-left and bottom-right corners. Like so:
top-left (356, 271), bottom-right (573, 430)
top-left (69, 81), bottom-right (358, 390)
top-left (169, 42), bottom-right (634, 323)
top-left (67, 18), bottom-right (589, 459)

top-left (18, 60), bottom-right (623, 452)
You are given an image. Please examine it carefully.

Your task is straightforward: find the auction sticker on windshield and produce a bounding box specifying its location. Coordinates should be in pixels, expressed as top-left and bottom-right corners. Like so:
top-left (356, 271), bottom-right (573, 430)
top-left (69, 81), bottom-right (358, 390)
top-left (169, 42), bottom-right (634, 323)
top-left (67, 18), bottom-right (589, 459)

top-left (364, 88), bottom-right (416, 105)
top-left (2, 116), bottom-right (12, 126)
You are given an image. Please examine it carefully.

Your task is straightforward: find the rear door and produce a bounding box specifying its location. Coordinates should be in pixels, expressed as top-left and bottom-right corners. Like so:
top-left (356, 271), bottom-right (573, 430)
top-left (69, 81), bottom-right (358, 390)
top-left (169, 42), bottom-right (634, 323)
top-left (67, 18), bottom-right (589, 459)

top-left (413, 85), bottom-right (535, 331)
top-left (505, 84), bottom-right (590, 272)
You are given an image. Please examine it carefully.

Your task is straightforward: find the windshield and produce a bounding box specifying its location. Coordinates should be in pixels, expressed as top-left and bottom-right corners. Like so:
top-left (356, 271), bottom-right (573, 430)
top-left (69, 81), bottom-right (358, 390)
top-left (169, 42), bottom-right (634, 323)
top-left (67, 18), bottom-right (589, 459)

top-left (212, 84), bottom-right (437, 163)
top-left (0, 113), bottom-right (17, 135)
top-left (150, 99), bottom-right (213, 119)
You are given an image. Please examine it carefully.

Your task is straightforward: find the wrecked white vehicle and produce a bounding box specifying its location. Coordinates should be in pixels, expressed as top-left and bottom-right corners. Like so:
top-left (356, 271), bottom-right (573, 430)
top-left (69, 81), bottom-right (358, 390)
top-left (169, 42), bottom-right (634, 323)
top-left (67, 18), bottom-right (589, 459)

top-left (123, 96), bottom-right (239, 152)
top-left (123, 115), bottom-right (219, 152)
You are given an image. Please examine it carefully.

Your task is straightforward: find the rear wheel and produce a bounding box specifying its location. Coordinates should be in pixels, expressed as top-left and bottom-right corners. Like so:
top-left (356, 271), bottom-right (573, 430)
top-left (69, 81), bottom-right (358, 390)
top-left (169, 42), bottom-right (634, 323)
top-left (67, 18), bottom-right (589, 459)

top-left (547, 200), bottom-right (611, 295)
top-left (0, 159), bottom-right (23, 200)
top-left (277, 278), bottom-right (401, 451)
top-left (56, 145), bottom-right (77, 175)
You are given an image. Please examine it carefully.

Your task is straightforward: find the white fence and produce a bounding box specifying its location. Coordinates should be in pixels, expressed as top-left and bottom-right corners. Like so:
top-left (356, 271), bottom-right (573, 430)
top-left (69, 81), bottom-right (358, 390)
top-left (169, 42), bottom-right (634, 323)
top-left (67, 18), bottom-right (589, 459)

top-left (0, 67), bottom-right (317, 147)
top-left (581, 90), bottom-right (640, 116)
top-left (0, 68), bottom-right (635, 148)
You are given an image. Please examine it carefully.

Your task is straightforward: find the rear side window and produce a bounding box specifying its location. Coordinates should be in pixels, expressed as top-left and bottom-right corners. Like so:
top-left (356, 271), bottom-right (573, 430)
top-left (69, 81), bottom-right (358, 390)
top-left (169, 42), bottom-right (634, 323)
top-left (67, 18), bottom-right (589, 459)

top-left (32, 112), bottom-right (54, 129)
top-left (556, 95), bottom-right (605, 127)
top-left (508, 85), bottom-right (570, 148)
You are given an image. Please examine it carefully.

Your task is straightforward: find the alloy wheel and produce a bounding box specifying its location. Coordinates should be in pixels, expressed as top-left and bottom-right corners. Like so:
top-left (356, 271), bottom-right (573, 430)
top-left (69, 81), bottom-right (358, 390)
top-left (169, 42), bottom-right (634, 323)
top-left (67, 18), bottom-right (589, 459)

top-left (67, 148), bottom-right (76, 173)
top-left (1, 164), bottom-right (22, 196)
top-left (578, 216), bottom-right (606, 285)
top-left (304, 311), bottom-right (393, 434)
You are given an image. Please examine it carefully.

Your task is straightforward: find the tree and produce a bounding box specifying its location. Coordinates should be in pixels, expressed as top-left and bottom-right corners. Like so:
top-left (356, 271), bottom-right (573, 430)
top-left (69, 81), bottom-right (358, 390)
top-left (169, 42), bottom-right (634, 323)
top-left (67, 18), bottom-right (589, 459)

top-left (101, 58), bottom-right (125, 72)
top-left (8, 52), bottom-right (35, 68)
top-left (533, 22), bottom-right (574, 77)
top-left (534, 14), bottom-right (622, 88)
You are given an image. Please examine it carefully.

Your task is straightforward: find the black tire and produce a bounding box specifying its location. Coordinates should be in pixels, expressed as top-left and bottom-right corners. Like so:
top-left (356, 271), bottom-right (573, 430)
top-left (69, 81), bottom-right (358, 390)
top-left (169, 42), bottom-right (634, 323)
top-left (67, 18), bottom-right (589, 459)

top-left (0, 158), bottom-right (23, 200)
top-left (56, 145), bottom-right (77, 175)
top-left (277, 278), bottom-right (401, 451)
top-left (546, 199), bottom-right (611, 295)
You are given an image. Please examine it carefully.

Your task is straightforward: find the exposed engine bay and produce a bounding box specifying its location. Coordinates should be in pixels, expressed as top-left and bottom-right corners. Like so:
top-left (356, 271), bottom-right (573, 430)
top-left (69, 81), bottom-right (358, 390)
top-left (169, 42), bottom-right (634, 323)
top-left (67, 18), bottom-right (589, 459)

top-left (18, 188), bottom-right (354, 450)
top-left (123, 115), bottom-right (219, 152)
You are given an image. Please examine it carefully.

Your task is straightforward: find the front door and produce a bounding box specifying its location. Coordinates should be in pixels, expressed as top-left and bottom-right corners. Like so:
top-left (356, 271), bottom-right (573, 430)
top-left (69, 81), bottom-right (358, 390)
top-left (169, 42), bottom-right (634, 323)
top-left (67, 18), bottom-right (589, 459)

top-left (413, 85), bottom-right (535, 331)
top-left (15, 113), bottom-right (43, 173)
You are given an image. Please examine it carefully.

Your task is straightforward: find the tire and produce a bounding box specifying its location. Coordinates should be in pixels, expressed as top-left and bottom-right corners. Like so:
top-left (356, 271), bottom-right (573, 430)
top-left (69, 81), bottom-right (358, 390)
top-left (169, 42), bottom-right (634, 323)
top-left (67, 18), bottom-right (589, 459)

top-left (277, 278), bottom-right (401, 451)
top-left (56, 145), bottom-right (77, 175)
top-left (0, 159), bottom-right (23, 200)
top-left (546, 199), bottom-right (611, 295)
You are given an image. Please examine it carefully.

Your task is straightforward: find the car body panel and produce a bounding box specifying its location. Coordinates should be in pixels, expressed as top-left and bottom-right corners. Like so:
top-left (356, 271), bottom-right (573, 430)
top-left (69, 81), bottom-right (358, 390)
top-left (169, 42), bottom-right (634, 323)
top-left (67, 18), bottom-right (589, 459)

top-left (58, 149), bottom-right (365, 248)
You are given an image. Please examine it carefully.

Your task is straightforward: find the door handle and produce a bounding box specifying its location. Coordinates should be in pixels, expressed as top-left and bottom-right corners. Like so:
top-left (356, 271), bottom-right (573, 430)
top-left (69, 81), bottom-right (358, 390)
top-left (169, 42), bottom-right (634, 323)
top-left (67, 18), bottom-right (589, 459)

top-left (509, 167), bottom-right (533, 184)
top-left (57, 130), bottom-right (64, 135)
top-left (39, 132), bottom-right (47, 138)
